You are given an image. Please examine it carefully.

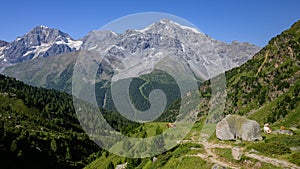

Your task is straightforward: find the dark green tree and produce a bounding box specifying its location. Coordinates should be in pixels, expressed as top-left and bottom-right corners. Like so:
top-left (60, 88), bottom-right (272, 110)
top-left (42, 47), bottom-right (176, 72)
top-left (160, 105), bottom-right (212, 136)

top-left (50, 139), bottom-right (57, 152)
top-left (66, 147), bottom-right (72, 160)
top-left (10, 140), bottom-right (18, 152)
top-left (106, 161), bottom-right (114, 169)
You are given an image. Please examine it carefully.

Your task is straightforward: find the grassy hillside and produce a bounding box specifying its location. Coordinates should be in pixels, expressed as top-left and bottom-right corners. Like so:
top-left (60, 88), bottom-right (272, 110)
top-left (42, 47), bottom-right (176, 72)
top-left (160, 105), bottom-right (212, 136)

top-left (200, 20), bottom-right (300, 128)
top-left (84, 20), bottom-right (300, 169)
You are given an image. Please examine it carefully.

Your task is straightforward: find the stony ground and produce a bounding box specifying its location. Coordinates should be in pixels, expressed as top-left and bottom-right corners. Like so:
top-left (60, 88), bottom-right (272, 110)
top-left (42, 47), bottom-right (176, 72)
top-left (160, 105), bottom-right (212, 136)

top-left (179, 135), bottom-right (300, 169)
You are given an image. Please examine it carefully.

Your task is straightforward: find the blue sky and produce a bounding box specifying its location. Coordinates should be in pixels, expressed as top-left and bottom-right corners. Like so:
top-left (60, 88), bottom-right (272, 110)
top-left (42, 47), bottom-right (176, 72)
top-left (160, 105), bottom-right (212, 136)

top-left (1, 0), bottom-right (300, 46)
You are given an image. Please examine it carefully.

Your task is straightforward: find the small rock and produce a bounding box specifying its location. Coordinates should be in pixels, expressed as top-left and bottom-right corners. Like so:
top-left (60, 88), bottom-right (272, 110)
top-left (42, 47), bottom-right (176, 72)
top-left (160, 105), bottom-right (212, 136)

top-left (152, 157), bottom-right (158, 162)
top-left (290, 127), bottom-right (299, 131)
top-left (235, 139), bottom-right (242, 145)
top-left (290, 147), bottom-right (300, 152)
top-left (115, 162), bottom-right (127, 169)
top-left (249, 149), bottom-right (259, 154)
top-left (272, 129), bottom-right (293, 135)
top-left (255, 162), bottom-right (262, 168)
top-left (190, 147), bottom-right (202, 150)
top-left (243, 159), bottom-right (253, 165)
top-left (232, 147), bottom-right (243, 160)
top-left (211, 164), bottom-right (227, 169)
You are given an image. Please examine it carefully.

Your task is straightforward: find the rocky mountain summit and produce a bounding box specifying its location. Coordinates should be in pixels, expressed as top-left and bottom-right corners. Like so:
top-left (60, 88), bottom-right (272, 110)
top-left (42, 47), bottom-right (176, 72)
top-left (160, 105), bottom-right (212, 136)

top-left (0, 40), bottom-right (8, 47)
top-left (2, 19), bottom-right (260, 93)
top-left (82, 19), bottom-right (261, 80)
top-left (0, 26), bottom-right (82, 69)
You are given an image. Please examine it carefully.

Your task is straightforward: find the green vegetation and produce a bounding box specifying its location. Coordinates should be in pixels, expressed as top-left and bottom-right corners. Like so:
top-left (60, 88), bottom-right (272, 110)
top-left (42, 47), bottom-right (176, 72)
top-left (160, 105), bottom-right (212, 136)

top-left (244, 134), bottom-right (300, 166)
top-left (0, 74), bottom-right (140, 169)
top-left (247, 142), bottom-right (291, 155)
top-left (198, 20), bottom-right (300, 130)
top-left (95, 69), bottom-right (182, 119)
top-left (0, 74), bottom-right (101, 169)
top-left (289, 152), bottom-right (300, 166)
top-left (213, 148), bottom-right (234, 162)
top-left (239, 156), bottom-right (282, 169)
top-left (85, 143), bottom-right (209, 169)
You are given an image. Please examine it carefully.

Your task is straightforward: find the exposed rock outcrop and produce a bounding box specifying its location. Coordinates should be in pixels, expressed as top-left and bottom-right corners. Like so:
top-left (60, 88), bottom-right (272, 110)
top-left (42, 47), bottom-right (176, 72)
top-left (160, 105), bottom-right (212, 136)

top-left (211, 164), bottom-right (227, 169)
top-left (272, 129), bottom-right (294, 135)
top-left (232, 147), bottom-right (243, 160)
top-left (115, 162), bottom-right (127, 169)
top-left (216, 115), bottom-right (262, 141)
top-left (0, 40), bottom-right (8, 47)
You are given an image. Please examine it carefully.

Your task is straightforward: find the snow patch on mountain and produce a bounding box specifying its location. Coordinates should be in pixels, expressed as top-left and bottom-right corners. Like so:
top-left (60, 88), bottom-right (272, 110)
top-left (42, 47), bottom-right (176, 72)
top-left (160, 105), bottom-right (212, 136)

top-left (56, 37), bottom-right (82, 50)
top-left (170, 21), bottom-right (202, 34)
top-left (139, 23), bottom-right (156, 33)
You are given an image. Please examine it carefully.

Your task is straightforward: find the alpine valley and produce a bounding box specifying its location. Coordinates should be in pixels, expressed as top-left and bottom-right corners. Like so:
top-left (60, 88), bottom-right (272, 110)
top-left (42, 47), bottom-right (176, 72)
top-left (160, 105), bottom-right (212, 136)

top-left (0, 19), bottom-right (300, 169)
top-left (1, 19), bottom-right (260, 110)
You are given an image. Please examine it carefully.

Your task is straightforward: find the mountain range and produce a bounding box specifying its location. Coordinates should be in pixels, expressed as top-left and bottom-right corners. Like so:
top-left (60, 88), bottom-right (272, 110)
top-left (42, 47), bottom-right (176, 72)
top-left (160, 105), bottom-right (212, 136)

top-left (1, 20), bottom-right (260, 111)
top-left (1, 19), bottom-right (260, 76)
top-left (1, 19), bottom-right (300, 169)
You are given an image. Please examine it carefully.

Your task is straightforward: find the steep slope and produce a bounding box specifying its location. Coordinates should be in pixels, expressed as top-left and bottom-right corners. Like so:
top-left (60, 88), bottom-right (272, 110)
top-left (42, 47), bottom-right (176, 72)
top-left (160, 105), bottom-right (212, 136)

top-left (0, 40), bottom-right (9, 70)
top-left (3, 51), bottom-right (79, 92)
top-left (200, 20), bottom-right (300, 128)
top-left (0, 74), bottom-right (145, 169)
top-left (0, 26), bottom-right (82, 69)
top-left (136, 19), bottom-right (260, 71)
top-left (0, 74), bottom-right (101, 169)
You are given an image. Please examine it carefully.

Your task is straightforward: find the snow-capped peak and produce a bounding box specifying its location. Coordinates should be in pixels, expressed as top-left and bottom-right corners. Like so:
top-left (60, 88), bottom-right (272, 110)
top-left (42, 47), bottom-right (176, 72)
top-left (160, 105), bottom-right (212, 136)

top-left (167, 20), bottom-right (202, 34)
top-left (139, 23), bottom-right (156, 33)
top-left (0, 25), bottom-right (83, 66)
top-left (40, 25), bottom-right (49, 29)
top-left (138, 19), bottom-right (203, 35)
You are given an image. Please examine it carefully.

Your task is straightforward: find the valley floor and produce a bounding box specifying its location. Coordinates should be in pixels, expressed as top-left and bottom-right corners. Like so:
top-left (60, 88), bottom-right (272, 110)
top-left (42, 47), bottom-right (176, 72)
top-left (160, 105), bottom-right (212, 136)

top-left (85, 120), bottom-right (300, 169)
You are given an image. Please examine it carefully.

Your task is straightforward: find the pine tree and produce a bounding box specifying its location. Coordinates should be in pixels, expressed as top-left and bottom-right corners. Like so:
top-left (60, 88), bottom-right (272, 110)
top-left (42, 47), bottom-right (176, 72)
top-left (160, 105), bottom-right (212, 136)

top-left (106, 161), bottom-right (114, 169)
top-left (10, 140), bottom-right (18, 152)
top-left (51, 139), bottom-right (57, 152)
top-left (66, 147), bottom-right (72, 160)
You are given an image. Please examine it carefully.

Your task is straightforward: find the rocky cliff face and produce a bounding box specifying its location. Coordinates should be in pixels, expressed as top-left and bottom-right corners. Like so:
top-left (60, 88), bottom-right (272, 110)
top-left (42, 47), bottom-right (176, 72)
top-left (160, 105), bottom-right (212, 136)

top-left (138, 19), bottom-right (260, 72)
top-left (82, 19), bottom-right (260, 79)
top-left (0, 40), bottom-right (8, 47)
top-left (216, 115), bottom-right (262, 141)
top-left (0, 26), bottom-right (82, 69)
top-left (2, 19), bottom-right (260, 87)
top-left (82, 19), bottom-right (261, 80)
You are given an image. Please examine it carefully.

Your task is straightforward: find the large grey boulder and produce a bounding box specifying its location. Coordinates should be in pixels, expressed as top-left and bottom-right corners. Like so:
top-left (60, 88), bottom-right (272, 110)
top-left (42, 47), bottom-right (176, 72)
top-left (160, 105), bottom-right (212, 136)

top-left (216, 115), bottom-right (262, 141)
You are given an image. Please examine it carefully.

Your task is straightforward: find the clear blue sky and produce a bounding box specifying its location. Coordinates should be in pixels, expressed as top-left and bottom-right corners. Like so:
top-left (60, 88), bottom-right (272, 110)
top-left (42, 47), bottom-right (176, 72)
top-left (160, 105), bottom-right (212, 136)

top-left (1, 0), bottom-right (300, 46)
